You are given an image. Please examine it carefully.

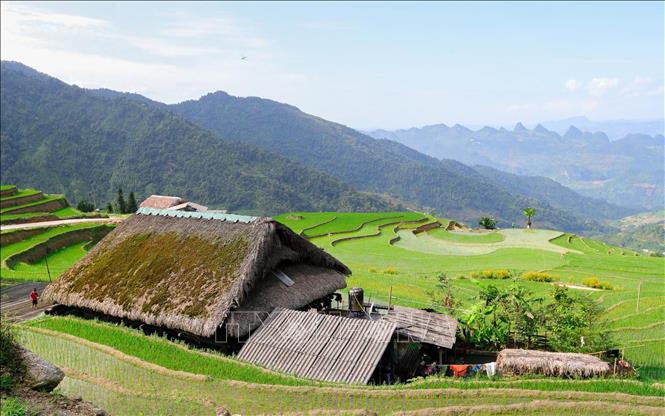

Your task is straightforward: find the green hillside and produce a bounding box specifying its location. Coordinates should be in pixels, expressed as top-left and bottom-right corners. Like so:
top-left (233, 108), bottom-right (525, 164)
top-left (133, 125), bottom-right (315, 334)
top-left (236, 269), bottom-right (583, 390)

top-left (0, 62), bottom-right (396, 215)
top-left (275, 212), bottom-right (665, 378)
top-left (169, 92), bottom-right (610, 233)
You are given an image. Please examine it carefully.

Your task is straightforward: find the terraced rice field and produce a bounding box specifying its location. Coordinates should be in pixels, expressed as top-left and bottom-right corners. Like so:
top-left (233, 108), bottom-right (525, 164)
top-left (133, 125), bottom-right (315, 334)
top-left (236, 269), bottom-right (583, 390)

top-left (275, 212), bottom-right (665, 379)
top-left (15, 317), bottom-right (664, 415)
top-left (0, 223), bottom-right (109, 281)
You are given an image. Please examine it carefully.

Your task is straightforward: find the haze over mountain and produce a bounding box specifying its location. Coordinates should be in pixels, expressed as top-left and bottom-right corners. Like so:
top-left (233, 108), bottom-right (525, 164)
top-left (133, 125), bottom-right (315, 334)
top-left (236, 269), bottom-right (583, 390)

top-left (1, 61), bottom-right (625, 234)
top-left (369, 124), bottom-right (663, 211)
top-left (533, 116), bottom-right (664, 141)
top-left (0, 61), bottom-right (396, 214)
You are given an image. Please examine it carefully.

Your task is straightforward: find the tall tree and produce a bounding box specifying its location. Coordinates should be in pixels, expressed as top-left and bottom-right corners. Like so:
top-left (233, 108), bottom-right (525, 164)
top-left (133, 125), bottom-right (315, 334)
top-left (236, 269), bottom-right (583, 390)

top-left (106, 202), bottom-right (113, 213)
top-left (117, 188), bottom-right (127, 214)
top-left (127, 192), bottom-right (138, 213)
top-left (523, 207), bottom-right (536, 229)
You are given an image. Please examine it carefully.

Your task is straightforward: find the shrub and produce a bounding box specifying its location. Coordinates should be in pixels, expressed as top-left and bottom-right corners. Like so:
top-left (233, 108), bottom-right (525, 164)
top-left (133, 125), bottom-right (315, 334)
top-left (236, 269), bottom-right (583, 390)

top-left (521, 271), bottom-right (555, 282)
top-left (0, 397), bottom-right (35, 416)
top-left (76, 199), bottom-right (95, 213)
top-left (470, 269), bottom-right (512, 279)
top-left (478, 217), bottom-right (497, 230)
top-left (582, 277), bottom-right (613, 290)
top-left (368, 267), bottom-right (378, 273)
top-left (383, 267), bottom-right (399, 274)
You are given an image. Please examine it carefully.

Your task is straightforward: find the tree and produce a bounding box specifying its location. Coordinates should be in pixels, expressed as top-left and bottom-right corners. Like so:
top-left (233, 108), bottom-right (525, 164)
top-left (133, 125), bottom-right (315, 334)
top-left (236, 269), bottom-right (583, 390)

top-left (117, 188), bottom-right (127, 214)
top-left (478, 217), bottom-right (497, 230)
top-left (523, 207), bottom-right (536, 229)
top-left (106, 203), bottom-right (113, 213)
top-left (429, 273), bottom-right (456, 314)
top-left (127, 192), bottom-right (138, 213)
top-left (76, 199), bottom-right (95, 213)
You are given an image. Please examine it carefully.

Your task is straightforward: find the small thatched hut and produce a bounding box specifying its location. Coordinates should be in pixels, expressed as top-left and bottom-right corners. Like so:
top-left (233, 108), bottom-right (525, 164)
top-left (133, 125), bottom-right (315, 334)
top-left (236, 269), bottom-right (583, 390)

top-left (496, 349), bottom-right (610, 378)
top-left (43, 208), bottom-right (349, 343)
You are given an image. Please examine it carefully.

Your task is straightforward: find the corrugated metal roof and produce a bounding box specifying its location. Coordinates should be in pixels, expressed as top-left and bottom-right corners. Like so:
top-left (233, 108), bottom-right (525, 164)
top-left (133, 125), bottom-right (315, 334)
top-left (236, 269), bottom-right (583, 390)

top-left (136, 207), bottom-right (258, 223)
top-left (238, 308), bottom-right (395, 384)
top-left (382, 306), bottom-right (457, 349)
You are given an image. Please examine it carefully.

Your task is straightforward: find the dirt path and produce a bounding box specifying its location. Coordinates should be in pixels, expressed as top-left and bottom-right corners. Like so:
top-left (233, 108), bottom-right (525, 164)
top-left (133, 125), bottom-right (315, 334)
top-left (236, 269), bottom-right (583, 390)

top-left (1, 217), bottom-right (119, 231)
top-left (0, 281), bottom-right (53, 322)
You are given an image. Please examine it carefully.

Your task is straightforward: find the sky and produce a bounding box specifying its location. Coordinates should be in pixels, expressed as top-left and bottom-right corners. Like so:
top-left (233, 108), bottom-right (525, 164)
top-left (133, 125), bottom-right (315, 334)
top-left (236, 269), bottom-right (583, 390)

top-left (2, 1), bottom-right (663, 129)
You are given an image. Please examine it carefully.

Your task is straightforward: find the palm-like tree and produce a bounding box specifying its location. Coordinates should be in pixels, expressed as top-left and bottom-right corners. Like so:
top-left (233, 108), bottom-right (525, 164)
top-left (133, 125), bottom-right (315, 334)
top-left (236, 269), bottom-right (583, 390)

top-left (523, 207), bottom-right (536, 229)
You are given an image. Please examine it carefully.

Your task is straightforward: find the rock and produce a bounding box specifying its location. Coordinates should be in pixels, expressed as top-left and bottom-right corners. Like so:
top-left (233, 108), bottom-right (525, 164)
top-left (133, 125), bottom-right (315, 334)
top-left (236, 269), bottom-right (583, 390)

top-left (216, 407), bottom-right (231, 416)
top-left (19, 346), bottom-right (64, 392)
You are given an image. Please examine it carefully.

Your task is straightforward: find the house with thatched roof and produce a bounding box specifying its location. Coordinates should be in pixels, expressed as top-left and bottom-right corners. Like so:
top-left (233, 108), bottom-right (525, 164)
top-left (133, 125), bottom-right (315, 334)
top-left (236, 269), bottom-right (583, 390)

top-left (43, 208), bottom-right (349, 344)
top-left (139, 195), bottom-right (208, 212)
top-left (497, 348), bottom-right (610, 378)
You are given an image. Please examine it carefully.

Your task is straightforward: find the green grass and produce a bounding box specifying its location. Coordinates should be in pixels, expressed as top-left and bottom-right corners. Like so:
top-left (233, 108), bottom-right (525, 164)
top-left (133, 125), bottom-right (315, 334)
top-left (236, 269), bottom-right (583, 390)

top-left (0, 223), bottom-right (105, 281)
top-left (0, 189), bottom-right (40, 202)
top-left (15, 316), bottom-right (664, 415)
top-left (25, 316), bottom-right (319, 386)
top-left (428, 228), bottom-right (505, 244)
top-left (278, 212), bottom-right (665, 378)
top-left (0, 212), bottom-right (54, 224)
top-left (0, 195), bottom-right (66, 215)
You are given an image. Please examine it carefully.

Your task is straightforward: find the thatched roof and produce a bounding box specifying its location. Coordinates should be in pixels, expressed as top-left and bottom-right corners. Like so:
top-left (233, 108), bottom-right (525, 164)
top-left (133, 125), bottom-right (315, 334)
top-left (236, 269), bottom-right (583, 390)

top-left (496, 349), bottom-right (610, 378)
top-left (382, 306), bottom-right (457, 349)
top-left (139, 195), bottom-right (186, 209)
top-left (43, 209), bottom-right (349, 338)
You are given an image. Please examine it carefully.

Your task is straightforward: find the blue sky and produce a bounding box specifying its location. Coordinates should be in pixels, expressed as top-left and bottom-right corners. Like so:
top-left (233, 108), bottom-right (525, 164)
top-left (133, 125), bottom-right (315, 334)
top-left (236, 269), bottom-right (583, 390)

top-left (2, 1), bottom-right (663, 129)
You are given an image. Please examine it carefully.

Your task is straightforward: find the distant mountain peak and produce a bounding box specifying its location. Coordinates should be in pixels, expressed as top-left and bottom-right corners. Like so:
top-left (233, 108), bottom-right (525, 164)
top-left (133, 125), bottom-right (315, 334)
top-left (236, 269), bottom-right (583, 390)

top-left (564, 125), bottom-right (584, 138)
top-left (533, 124), bottom-right (550, 134)
top-left (513, 122), bottom-right (528, 132)
top-left (452, 123), bottom-right (471, 133)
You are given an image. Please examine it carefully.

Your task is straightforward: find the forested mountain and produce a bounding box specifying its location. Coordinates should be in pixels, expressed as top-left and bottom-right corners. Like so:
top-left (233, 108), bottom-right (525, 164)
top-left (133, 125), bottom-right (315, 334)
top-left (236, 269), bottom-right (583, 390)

top-left (2, 61), bottom-right (616, 233)
top-left (0, 61), bottom-right (396, 214)
top-left (167, 92), bottom-right (610, 233)
top-left (369, 123), bottom-right (664, 210)
top-left (473, 166), bottom-right (635, 220)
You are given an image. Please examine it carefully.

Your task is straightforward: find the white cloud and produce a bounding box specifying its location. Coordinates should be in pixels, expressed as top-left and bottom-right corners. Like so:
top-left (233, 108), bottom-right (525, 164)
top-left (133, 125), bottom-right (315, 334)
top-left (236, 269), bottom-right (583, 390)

top-left (586, 77), bottom-right (620, 96)
top-left (621, 75), bottom-right (660, 97)
top-left (160, 16), bottom-right (270, 49)
top-left (1, 2), bottom-right (108, 29)
top-left (564, 79), bottom-right (582, 91)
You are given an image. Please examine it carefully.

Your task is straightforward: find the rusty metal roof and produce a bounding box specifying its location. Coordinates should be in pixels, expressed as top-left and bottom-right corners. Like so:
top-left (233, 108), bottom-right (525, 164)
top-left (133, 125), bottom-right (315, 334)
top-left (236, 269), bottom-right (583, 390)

top-left (237, 308), bottom-right (395, 384)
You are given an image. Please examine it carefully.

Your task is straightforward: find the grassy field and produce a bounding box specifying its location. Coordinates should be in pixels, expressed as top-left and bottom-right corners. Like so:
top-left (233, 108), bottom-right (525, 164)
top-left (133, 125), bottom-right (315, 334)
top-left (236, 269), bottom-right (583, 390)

top-left (275, 212), bottom-right (665, 378)
top-left (0, 223), bottom-right (107, 280)
top-left (15, 316), bottom-right (664, 415)
top-left (3, 210), bottom-right (663, 414)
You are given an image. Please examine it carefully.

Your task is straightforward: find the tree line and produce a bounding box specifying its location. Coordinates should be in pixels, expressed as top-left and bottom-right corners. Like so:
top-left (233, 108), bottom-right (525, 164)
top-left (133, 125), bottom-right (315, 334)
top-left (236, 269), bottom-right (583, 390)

top-left (77, 188), bottom-right (138, 214)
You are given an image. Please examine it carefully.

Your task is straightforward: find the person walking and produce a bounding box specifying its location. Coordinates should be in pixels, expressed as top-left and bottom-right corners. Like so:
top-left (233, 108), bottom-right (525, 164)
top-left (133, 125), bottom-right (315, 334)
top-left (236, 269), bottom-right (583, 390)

top-left (30, 287), bottom-right (39, 309)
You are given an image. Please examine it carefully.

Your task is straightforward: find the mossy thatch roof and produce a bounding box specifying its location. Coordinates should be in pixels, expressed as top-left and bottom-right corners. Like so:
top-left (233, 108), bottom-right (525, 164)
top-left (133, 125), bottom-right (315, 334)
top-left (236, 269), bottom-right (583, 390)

top-left (43, 211), bottom-right (349, 338)
top-left (496, 349), bottom-right (610, 378)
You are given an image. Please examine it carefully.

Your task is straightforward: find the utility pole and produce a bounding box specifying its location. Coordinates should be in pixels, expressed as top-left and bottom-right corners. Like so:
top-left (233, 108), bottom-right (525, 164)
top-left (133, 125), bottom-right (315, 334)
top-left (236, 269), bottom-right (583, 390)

top-left (636, 280), bottom-right (642, 313)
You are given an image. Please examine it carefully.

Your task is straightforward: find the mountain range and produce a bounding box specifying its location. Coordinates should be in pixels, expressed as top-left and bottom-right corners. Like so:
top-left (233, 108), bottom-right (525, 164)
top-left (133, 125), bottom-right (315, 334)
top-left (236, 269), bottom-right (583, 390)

top-left (1, 61), bottom-right (633, 234)
top-left (534, 116), bottom-right (664, 141)
top-left (369, 123), bottom-right (663, 211)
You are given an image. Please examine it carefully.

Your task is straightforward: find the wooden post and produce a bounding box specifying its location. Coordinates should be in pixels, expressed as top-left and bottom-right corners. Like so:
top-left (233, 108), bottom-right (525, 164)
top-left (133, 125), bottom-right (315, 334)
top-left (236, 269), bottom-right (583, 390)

top-left (636, 280), bottom-right (642, 313)
top-left (388, 286), bottom-right (393, 310)
top-left (44, 247), bottom-right (52, 282)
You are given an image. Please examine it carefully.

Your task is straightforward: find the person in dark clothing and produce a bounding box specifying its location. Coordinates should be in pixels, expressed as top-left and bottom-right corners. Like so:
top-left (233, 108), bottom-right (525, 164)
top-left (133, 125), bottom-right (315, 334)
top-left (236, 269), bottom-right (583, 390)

top-left (30, 288), bottom-right (39, 309)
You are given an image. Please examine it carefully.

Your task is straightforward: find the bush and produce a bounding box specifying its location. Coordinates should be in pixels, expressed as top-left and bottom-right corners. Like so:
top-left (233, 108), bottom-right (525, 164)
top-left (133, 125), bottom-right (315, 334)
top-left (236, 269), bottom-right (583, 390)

top-left (76, 199), bottom-right (95, 213)
top-left (0, 397), bottom-right (35, 416)
top-left (383, 267), bottom-right (399, 275)
top-left (368, 267), bottom-right (378, 273)
top-left (581, 277), bottom-right (613, 290)
top-left (522, 271), bottom-right (555, 282)
top-left (470, 269), bottom-right (512, 279)
top-left (478, 217), bottom-right (497, 230)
